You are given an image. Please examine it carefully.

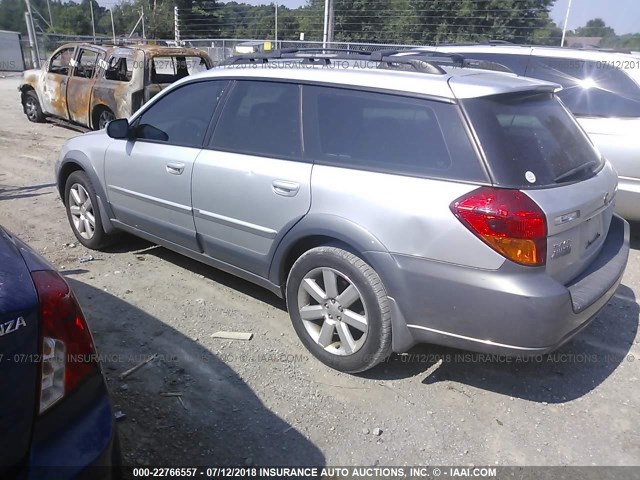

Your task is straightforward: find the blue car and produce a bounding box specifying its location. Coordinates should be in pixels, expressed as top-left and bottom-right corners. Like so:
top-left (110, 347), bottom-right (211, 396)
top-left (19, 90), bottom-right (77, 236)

top-left (0, 226), bottom-right (121, 479)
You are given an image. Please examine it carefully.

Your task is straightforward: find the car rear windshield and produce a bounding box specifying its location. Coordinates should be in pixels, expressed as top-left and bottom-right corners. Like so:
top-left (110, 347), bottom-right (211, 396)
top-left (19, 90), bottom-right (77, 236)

top-left (462, 92), bottom-right (603, 188)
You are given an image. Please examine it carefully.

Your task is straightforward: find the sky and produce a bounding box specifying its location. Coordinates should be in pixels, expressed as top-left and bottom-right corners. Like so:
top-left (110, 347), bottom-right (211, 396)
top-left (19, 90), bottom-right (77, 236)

top-left (237, 0), bottom-right (640, 36)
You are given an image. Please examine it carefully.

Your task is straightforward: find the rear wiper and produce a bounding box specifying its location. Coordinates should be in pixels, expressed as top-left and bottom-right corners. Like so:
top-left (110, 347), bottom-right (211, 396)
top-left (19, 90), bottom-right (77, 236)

top-left (554, 160), bottom-right (599, 183)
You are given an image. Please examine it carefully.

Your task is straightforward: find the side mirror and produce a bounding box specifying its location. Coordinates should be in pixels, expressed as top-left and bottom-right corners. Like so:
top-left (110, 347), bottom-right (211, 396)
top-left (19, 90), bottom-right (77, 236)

top-left (106, 118), bottom-right (130, 139)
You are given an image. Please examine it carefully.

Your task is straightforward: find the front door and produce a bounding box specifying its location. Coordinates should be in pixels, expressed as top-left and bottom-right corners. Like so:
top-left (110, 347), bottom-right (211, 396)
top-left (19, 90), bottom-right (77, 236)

top-left (192, 80), bottom-right (312, 277)
top-left (104, 80), bottom-right (228, 251)
top-left (38, 46), bottom-right (75, 119)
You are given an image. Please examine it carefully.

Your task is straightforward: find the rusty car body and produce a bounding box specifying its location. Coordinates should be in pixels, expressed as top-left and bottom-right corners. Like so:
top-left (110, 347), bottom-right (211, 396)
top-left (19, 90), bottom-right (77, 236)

top-left (19, 42), bottom-right (213, 130)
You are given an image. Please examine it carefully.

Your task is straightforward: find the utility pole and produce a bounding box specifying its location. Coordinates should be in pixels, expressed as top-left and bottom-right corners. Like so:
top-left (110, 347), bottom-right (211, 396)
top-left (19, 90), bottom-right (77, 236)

top-left (89, 0), bottom-right (96, 42)
top-left (328, 0), bottom-right (334, 45)
top-left (24, 0), bottom-right (40, 68)
top-left (274, 2), bottom-right (278, 49)
top-left (322, 0), bottom-right (330, 48)
top-left (174, 6), bottom-right (180, 43)
top-left (46, 0), bottom-right (53, 32)
top-left (141, 7), bottom-right (146, 40)
top-left (110, 9), bottom-right (116, 43)
top-left (561, 0), bottom-right (573, 47)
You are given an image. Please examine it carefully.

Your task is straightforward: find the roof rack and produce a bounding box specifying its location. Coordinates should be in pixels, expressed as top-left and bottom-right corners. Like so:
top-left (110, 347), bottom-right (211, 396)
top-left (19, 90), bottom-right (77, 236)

top-left (398, 49), bottom-right (514, 73)
top-left (219, 47), bottom-right (513, 75)
top-left (219, 48), bottom-right (449, 74)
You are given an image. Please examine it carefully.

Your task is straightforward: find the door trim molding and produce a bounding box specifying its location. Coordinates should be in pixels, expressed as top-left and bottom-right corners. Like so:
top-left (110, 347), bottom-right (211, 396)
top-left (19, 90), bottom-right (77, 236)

top-left (194, 208), bottom-right (277, 239)
top-left (109, 185), bottom-right (192, 213)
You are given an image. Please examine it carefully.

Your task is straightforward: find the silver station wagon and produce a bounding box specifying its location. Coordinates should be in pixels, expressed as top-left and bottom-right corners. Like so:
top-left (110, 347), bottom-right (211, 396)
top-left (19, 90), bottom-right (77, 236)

top-left (54, 49), bottom-right (630, 373)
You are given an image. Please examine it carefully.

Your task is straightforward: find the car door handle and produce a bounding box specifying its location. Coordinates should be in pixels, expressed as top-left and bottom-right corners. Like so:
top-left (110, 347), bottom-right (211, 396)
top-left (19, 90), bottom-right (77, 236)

top-left (272, 180), bottom-right (300, 197)
top-left (166, 162), bottom-right (185, 175)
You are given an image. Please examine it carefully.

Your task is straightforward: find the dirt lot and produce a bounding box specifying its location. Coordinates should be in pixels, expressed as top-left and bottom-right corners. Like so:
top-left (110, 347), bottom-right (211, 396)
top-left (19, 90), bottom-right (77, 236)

top-left (1, 76), bottom-right (640, 469)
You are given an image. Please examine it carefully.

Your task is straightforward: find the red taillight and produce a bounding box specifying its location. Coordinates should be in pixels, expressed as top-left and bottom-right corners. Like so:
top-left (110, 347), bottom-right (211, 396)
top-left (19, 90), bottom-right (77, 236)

top-left (451, 187), bottom-right (547, 266)
top-left (31, 270), bottom-right (98, 413)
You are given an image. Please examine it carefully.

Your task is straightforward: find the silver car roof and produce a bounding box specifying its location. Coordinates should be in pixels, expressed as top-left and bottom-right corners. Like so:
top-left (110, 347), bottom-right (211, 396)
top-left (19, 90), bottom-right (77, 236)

top-left (188, 61), bottom-right (559, 100)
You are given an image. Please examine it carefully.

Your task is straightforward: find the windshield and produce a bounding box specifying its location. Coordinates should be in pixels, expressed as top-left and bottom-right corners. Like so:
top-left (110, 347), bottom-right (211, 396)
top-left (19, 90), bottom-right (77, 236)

top-left (463, 92), bottom-right (604, 188)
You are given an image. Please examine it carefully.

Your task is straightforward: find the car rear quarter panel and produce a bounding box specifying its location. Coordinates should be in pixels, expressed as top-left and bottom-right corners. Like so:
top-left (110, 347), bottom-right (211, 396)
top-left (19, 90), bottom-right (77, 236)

top-left (308, 165), bottom-right (506, 270)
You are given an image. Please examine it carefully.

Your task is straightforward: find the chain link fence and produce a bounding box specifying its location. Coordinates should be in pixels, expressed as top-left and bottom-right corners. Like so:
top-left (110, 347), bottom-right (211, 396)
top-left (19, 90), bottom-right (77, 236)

top-left (18, 35), bottom-right (425, 70)
top-left (173, 38), bottom-right (420, 64)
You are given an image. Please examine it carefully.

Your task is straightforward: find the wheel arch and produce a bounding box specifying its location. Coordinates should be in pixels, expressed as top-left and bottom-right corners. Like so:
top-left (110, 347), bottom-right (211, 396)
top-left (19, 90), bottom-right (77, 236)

top-left (269, 214), bottom-right (390, 291)
top-left (270, 214), bottom-right (416, 354)
top-left (91, 103), bottom-right (114, 130)
top-left (57, 154), bottom-right (117, 234)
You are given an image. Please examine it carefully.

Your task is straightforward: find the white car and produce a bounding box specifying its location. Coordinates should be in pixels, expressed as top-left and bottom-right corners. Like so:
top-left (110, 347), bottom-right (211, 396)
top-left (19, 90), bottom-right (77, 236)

top-left (412, 44), bottom-right (640, 221)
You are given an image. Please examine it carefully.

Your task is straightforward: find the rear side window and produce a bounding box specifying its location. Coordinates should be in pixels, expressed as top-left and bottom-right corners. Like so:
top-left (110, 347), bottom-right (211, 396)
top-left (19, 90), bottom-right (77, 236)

top-left (526, 56), bottom-right (640, 117)
top-left (303, 86), bottom-right (486, 182)
top-left (105, 51), bottom-right (134, 82)
top-left (463, 92), bottom-right (603, 188)
top-left (210, 81), bottom-right (302, 160)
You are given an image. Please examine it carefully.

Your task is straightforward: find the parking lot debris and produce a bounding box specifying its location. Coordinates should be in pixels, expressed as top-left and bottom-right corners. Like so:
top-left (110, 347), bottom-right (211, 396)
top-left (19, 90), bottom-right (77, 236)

top-left (79, 254), bottom-right (94, 263)
top-left (119, 353), bottom-right (158, 380)
top-left (114, 411), bottom-right (126, 421)
top-left (211, 331), bottom-right (254, 341)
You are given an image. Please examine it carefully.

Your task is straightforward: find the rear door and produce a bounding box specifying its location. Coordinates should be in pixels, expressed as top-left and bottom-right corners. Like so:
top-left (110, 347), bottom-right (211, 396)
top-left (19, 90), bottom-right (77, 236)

top-left (67, 47), bottom-right (103, 126)
top-left (192, 80), bottom-right (311, 277)
top-left (460, 91), bottom-right (617, 284)
top-left (0, 229), bottom-right (39, 472)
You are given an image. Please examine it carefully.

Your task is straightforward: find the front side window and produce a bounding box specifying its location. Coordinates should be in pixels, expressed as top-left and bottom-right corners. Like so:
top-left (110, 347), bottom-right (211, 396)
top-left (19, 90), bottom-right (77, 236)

top-left (463, 92), bottom-right (604, 187)
top-left (48, 47), bottom-right (75, 76)
top-left (210, 81), bottom-right (302, 160)
top-left (526, 56), bottom-right (640, 117)
top-left (303, 85), bottom-right (485, 181)
top-left (134, 80), bottom-right (227, 147)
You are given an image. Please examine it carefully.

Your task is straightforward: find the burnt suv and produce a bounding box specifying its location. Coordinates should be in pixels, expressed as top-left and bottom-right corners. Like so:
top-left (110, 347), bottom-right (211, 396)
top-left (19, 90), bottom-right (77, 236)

top-left (20, 42), bottom-right (213, 130)
top-left (54, 50), bottom-right (630, 373)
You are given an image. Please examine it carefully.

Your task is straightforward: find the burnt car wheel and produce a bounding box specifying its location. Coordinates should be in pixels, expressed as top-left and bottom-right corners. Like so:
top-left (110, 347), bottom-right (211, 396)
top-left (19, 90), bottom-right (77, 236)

top-left (64, 171), bottom-right (115, 249)
top-left (23, 91), bottom-right (45, 123)
top-left (286, 246), bottom-right (392, 373)
top-left (96, 108), bottom-right (115, 130)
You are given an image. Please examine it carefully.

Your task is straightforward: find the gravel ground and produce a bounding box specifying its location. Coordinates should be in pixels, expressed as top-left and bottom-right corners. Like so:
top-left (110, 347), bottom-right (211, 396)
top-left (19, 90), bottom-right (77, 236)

top-left (1, 76), bottom-right (639, 469)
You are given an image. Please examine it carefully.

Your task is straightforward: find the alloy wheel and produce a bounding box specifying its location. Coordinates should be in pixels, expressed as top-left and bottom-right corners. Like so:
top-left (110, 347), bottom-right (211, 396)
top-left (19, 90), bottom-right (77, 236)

top-left (98, 110), bottom-right (115, 130)
top-left (297, 267), bottom-right (368, 356)
top-left (69, 183), bottom-right (95, 240)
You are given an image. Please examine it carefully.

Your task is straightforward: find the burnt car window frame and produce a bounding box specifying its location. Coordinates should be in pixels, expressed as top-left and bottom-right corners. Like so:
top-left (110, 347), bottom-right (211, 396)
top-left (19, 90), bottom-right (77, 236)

top-left (48, 46), bottom-right (76, 76)
top-left (103, 49), bottom-right (136, 83)
top-left (72, 48), bottom-right (102, 79)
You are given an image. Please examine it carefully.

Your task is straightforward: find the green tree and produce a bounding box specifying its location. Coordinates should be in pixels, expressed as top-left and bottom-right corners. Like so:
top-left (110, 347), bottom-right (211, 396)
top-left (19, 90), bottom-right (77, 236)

top-left (573, 18), bottom-right (616, 38)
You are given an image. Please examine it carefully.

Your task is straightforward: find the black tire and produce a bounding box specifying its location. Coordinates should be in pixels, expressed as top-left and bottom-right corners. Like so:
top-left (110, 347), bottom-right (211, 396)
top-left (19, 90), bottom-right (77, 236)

top-left (286, 246), bottom-right (392, 373)
top-left (94, 107), bottom-right (115, 130)
top-left (64, 171), bottom-right (115, 249)
top-left (23, 90), bottom-right (45, 123)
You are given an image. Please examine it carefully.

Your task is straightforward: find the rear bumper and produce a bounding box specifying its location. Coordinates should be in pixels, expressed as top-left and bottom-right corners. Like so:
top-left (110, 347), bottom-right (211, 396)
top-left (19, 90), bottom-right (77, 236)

top-left (24, 372), bottom-right (121, 480)
top-left (377, 214), bottom-right (630, 355)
